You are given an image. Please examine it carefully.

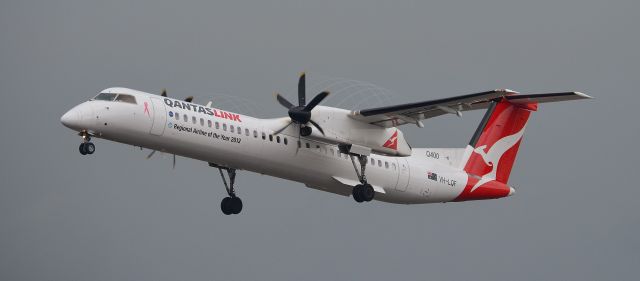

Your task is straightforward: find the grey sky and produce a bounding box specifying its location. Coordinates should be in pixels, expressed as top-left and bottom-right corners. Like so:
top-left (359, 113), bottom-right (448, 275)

top-left (1, 1), bottom-right (638, 280)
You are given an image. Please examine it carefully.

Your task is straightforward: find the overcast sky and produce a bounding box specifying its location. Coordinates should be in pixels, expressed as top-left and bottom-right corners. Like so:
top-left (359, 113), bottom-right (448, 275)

top-left (1, 1), bottom-right (638, 280)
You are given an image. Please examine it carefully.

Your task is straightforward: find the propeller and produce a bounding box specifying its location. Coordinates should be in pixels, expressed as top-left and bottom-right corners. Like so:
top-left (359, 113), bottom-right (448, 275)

top-left (146, 88), bottom-right (194, 169)
top-left (273, 72), bottom-right (329, 136)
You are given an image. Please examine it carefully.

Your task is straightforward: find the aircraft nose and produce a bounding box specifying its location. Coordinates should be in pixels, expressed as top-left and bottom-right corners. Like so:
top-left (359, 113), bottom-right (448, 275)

top-left (60, 108), bottom-right (80, 128)
top-left (61, 103), bottom-right (94, 130)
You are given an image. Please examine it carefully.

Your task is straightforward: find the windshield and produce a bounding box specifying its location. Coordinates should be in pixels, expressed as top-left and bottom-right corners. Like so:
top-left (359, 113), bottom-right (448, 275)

top-left (93, 93), bottom-right (117, 101)
top-left (114, 94), bottom-right (137, 104)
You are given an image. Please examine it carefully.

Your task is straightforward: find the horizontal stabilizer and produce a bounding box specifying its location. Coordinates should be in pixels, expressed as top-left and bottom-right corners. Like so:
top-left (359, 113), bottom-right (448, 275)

top-left (506, 92), bottom-right (592, 104)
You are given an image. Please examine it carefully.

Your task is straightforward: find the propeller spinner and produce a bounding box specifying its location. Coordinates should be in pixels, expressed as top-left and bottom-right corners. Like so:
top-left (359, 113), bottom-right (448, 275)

top-left (274, 73), bottom-right (329, 136)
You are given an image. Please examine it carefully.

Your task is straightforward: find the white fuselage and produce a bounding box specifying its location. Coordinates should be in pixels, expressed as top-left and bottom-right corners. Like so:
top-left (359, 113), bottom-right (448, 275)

top-left (61, 88), bottom-right (492, 204)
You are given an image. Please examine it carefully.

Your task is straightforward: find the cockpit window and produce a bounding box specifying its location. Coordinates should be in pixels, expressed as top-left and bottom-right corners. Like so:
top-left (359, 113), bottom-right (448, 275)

top-left (115, 94), bottom-right (137, 104)
top-left (93, 93), bottom-right (117, 101)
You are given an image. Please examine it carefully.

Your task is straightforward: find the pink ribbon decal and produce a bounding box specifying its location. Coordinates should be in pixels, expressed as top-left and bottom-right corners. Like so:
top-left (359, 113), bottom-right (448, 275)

top-left (144, 102), bottom-right (151, 117)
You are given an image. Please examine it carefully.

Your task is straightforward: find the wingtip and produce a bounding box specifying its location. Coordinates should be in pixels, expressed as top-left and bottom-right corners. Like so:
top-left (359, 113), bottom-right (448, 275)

top-left (574, 91), bottom-right (593, 99)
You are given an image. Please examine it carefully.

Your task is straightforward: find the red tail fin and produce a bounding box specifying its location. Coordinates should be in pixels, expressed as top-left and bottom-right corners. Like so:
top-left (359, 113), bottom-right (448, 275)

top-left (463, 99), bottom-right (537, 183)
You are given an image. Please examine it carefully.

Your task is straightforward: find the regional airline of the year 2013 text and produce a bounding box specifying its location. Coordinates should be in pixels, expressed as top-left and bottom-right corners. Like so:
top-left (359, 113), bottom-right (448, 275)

top-left (61, 73), bottom-right (591, 215)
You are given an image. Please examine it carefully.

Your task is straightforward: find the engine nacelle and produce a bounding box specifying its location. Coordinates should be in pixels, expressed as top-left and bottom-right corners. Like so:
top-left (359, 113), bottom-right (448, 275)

top-left (300, 106), bottom-right (412, 156)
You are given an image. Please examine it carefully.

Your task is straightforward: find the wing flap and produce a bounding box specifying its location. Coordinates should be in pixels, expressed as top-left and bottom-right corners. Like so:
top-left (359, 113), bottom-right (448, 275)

top-left (332, 176), bottom-right (386, 194)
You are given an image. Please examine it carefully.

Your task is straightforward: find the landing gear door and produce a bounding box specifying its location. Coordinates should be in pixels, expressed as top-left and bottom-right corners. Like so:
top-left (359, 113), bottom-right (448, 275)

top-left (395, 158), bottom-right (410, 191)
top-left (149, 97), bottom-right (167, 136)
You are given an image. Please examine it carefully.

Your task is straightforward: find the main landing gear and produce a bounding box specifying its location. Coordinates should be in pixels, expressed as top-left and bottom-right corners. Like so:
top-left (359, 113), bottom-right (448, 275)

top-left (210, 163), bottom-right (243, 215)
top-left (349, 154), bottom-right (375, 203)
top-left (78, 131), bottom-right (95, 155)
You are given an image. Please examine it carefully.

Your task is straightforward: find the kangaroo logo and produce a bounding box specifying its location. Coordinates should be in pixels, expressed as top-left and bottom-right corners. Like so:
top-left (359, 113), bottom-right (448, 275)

top-left (383, 130), bottom-right (398, 150)
top-left (470, 126), bottom-right (526, 192)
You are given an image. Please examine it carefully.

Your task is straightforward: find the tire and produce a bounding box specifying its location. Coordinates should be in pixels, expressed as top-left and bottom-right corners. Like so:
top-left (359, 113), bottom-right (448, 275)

top-left (362, 184), bottom-right (375, 202)
top-left (231, 197), bottom-right (243, 214)
top-left (85, 142), bottom-right (95, 154)
top-left (79, 143), bottom-right (87, 155)
top-left (221, 197), bottom-right (233, 215)
top-left (352, 185), bottom-right (364, 203)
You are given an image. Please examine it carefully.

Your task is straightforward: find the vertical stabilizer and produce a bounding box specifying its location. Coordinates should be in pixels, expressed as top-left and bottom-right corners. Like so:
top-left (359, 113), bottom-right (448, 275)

top-left (461, 99), bottom-right (536, 184)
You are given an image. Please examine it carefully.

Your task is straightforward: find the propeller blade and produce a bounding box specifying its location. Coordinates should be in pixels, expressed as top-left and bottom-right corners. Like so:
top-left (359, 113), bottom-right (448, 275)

top-left (303, 91), bottom-right (330, 112)
top-left (295, 124), bottom-right (301, 155)
top-left (161, 89), bottom-right (167, 97)
top-left (273, 120), bottom-right (293, 135)
top-left (146, 150), bottom-right (157, 159)
top-left (298, 72), bottom-right (306, 106)
top-left (308, 119), bottom-right (325, 136)
top-left (184, 96), bottom-right (194, 103)
top-left (172, 154), bottom-right (176, 169)
top-left (275, 93), bottom-right (294, 109)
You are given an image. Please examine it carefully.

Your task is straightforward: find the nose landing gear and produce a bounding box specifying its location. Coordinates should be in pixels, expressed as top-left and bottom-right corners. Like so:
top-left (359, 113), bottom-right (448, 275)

top-left (78, 131), bottom-right (95, 155)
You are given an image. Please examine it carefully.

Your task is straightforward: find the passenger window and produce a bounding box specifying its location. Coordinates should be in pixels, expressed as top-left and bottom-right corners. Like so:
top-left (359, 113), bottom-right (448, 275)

top-left (215, 122), bottom-right (220, 129)
top-left (370, 158), bottom-right (375, 165)
top-left (93, 93), bottom-right (117, 101)
top-left (262, 132), bottom-right (266, 140)
top-left (200, 118), bottom-right (204, 126)
top-left (305, 143), bottom-right (310, 148)
top-left (230, 125), bottom-right (234, 133)
top-left (207, 120), bottom-right (212, 127)
top-left (175, 113), bottom-right (180, 120)
top-left (378, 160), bottom-right (382, 167)
top-left (253, 130), bottom-right (258, 138)
top-left (385, 161), bottom-right (389, 169)
top-left (392, 163), bottom-right (397, 170)
top-left (269, 135), bottom-right (273, 142)
top-left (115, 94), bottom-right (137, 104)
top-left (276, 136), bottom-right (280, 143)
top-left (192, 116), bottom-right (196, 124)
top-left (238, 128), bottom-right (242, 135)
top-left (223, 124), bottom-right (227, 131)
top-left (183, 115), bottom-right (188, 122)
top-left (284, 138), bottom-right (288, 145)
top-left (245, 129), bottom-right (249, 136)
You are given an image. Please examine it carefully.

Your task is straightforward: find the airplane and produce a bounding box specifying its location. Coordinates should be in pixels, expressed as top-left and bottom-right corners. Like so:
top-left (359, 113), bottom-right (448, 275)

top-left (60, 73), bottom-right (591, 215)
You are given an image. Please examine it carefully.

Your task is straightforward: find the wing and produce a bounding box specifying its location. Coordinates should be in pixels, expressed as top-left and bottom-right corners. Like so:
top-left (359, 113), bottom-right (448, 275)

top-left (350, 90), bottom-right (591, 127)
top-left (350, 89), bottom-right (517, 127)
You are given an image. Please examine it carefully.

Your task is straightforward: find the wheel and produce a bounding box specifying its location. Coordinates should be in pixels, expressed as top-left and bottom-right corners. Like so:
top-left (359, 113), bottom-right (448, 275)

top-left (361, 184), bottom-right (375, 202)
top-left (84, 142), bottom-right (95, 154)
top-left (221, 197), bottom-right (233, 215)
top-left (352, 185), bottom-right (364, 203)
top-left (300, 126), bottom-right (312, 136)
top-left (79, 143), bottom-right (87, 155)
top-left (230, 197), bottom-right (243, 214)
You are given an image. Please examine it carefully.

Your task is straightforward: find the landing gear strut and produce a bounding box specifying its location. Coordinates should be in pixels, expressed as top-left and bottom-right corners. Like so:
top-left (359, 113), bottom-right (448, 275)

top-left (211, 163), bottom-right (243, 215)
top-left (78, 131), bottom-right (95, 155)
top-left (349, 154), bottom-right (375, 203)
